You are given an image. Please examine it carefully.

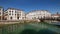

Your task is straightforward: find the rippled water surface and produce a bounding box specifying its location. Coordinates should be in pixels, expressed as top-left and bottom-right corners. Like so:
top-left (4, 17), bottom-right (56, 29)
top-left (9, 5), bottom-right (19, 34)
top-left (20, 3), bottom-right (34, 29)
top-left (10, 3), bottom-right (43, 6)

top-left (0, 23), bottom-right (60, 34)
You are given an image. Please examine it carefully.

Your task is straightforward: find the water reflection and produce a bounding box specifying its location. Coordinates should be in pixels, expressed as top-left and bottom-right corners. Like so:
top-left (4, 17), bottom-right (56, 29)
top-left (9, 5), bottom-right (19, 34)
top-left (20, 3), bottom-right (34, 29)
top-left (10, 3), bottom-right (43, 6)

top-left (20, 29), bottom-right (37, 34)
top-left (37, 29), bottom-right (57, 34)
top-left (20, 29), bottom-right (57, 34)
top-left (50, 22), bottom-right (60, 28)
top-left (1, 23), bottom-right (60, 34)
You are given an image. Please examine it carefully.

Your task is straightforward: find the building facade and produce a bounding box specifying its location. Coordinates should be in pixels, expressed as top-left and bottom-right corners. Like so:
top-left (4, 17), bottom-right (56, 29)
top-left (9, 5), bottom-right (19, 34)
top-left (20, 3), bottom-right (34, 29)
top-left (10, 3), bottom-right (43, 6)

top-left (0, 7), bottom-right (3, 20)
top-left (0, 7), bottom-right (52, 20)
top-left (26, 10), bottom-right (51, 20)
top-left (51, 14), bottom-right (60, 19)
top-left (4, 8), bottom-right (25, 20)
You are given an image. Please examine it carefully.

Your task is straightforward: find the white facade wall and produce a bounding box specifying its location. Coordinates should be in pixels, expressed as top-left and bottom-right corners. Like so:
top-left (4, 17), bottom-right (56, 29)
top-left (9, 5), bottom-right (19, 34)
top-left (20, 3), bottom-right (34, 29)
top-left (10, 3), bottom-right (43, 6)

top-left (4, 9), bottom-right (51, 20)
top-left (26, 10), bottom-right (51, 20)
top-left (0, 8), bottom-right (3, 16)
top-left (0, 8), bottom-right (3, 20)
top-left (4, 8), bottom-right (25, 20)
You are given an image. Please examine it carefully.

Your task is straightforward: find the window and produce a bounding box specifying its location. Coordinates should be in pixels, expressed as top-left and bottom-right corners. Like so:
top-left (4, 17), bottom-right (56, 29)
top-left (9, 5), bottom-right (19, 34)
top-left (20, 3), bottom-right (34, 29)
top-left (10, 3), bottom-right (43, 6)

top-left (9, 11), bottom-right (11, 15)
top-left (12, 11), bottom-right (13, 15)
top-left (15, 11), bottom-right (16, 13)
top-left (6, 12), bottom-right (8, 13)
top-left (12, 14), bottom-right (13, 15)
top-left (12, 11), bottom-right (13, 12)
top-left (9, 11), bottom-right (11, 12)
top-left (10, 17), bottom-right (12, 19)
top-left (22, 17), bottom-right (25, 19)
top-left (0, 12), bottom-right (1, 15)
top-left (17, 17), bottom-right (19, 19)
top-left (33, 17), bottom-right (36, 19)
top-left (17, 14), bottom-right (19, 16)
top-left (5, 14), bottom-right (8, 16)
top-left (15, 14), bottom-right (16, 15)
top-left (0, 9), bottom-right (1, 11)
top-left (20, 12), bottom-right (21, 13)
top-left (9, 13), bottom-right (11, 15)
top-left (19, 14), bottom-right (21, 16)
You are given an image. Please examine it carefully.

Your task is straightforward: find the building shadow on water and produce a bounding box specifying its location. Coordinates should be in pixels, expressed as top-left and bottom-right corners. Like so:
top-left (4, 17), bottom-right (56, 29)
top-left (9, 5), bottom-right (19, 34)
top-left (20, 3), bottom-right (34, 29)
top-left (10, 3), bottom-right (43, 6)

top-left (20, 29), bottom-right (57, 34)
top-left (20, 29), bottom-right (37, 34)
top-left (37, 29), bottom-right (57, 34)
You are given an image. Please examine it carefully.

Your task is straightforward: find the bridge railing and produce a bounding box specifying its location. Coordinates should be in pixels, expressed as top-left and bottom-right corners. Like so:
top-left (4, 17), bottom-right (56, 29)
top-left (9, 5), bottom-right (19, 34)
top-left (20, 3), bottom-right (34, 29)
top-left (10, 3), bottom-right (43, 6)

top-left (38, 17), bottom-right (60, 21)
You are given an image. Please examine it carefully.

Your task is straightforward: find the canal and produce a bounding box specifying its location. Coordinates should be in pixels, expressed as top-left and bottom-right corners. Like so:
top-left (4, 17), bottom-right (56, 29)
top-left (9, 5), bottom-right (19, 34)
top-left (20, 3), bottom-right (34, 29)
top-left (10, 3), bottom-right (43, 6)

top-left (0, 22), bottom-right (60, 34)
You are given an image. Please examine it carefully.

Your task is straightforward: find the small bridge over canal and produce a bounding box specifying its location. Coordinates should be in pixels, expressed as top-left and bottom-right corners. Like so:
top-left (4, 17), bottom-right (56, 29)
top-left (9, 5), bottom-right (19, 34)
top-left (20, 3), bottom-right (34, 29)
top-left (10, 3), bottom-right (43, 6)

top-left (38, 17), bottom-right (60, 22)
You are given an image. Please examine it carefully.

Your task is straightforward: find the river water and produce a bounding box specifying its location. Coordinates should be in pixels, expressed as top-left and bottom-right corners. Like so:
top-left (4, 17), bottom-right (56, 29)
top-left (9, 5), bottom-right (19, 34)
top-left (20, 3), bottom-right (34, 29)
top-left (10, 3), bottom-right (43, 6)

top-left (0, 23), bottom-right (60, 34)
top-left (49, 22), bottom-right (60, 28)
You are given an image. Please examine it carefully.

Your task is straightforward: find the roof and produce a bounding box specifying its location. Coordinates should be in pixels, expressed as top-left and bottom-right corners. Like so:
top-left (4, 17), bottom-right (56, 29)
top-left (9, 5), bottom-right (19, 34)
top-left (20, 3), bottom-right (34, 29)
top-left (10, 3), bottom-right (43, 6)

top-left (5, 8), bottom-right (24, 11)
top-left (52, 14), bottom-right (60, 16)
top-left (27, 10), bottom-right (50, 14)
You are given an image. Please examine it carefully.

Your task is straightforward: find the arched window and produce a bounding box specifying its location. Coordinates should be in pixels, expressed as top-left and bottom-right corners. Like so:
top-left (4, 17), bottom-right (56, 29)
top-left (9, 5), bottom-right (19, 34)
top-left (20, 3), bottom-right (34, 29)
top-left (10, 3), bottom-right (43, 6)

top-left (17, 17), bottom-right (19, 19)
top-left (10, 17), bottom-right (12, 19)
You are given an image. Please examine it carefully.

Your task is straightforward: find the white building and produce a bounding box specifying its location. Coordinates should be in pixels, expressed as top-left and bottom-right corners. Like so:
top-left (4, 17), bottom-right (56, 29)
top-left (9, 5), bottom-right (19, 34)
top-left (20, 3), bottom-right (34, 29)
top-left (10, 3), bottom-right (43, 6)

top-left (26, 10), bottom-right (51, 20)
top-left (4, 8), bottom-right (25, 20)
top-left (0, 7), bottom-right (3, 20)
top-left (52, 14), bottom-right (60, 18)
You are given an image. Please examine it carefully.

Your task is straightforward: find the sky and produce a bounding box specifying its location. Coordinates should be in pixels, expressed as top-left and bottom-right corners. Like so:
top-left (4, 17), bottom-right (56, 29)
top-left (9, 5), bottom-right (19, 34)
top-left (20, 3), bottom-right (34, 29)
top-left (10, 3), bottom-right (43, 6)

top-left (0, 0), bottom-right (60, 14)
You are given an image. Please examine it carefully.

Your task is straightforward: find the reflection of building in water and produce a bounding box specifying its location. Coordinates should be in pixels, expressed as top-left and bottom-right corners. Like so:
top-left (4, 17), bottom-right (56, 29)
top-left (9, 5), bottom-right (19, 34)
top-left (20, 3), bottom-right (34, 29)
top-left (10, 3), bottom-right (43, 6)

top-left (0, 7), bottom-right (3, 20)
top-left (26, 10), bottom-right (51, 20)
top-left (4, 8), bottom-right (25, 20)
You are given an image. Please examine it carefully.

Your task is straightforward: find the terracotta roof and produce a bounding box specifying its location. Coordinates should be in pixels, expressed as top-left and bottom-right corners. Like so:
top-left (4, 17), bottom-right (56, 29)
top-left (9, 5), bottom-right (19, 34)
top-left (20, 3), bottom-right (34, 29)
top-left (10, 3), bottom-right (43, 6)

top-left (52, 14), bottom-right (60, 16)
